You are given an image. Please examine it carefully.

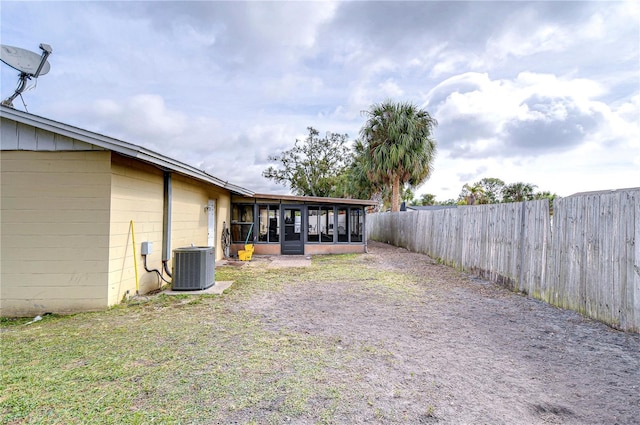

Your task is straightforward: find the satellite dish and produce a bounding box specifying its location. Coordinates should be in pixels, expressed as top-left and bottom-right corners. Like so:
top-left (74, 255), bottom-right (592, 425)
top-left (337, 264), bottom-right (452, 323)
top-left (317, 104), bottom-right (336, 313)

top-left (1, 43), bottom-right (53, 108)
top-left (1, 45), bottom-right (52, 76)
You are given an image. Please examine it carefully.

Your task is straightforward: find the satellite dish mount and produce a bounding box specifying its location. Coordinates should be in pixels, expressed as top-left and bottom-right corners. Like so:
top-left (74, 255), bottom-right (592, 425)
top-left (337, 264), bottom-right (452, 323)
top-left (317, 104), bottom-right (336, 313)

top-left (1, 43), bottom-right (53, 108)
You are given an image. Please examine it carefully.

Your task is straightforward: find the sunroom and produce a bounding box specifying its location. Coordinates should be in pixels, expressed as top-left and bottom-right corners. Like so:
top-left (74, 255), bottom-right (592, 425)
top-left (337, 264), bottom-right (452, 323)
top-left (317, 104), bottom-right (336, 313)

top-left (230, 194), bottom-right (376, 256)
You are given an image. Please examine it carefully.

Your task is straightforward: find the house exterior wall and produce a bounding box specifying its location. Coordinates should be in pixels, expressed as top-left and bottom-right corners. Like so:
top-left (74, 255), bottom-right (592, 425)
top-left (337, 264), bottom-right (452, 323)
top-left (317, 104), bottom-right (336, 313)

top-left (107, 155), bottom-right (165, 304)
top-left (170, 173), bottom-right (230, 261)
top-left (0, 151), bottom-right (112, 316)
top-left (304, 244), bottom-right (366, 255)
top-left (1, 111), bottom-right (237, 316)
top-left (229, 198), bottom-right (370, 257)
top-left (241, 243), bottom-right (281, 256)
top-left (0, 151), bottom-right (233, 314)
top-left (106, 156), bottom-right (232, 306)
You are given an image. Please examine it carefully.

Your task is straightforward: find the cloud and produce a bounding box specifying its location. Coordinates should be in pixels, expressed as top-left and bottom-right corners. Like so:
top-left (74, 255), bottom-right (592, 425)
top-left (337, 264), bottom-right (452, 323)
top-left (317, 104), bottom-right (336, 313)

top-left (457, 166), bottom-right (489, 184)
top-left (88, 95), bottom-right (188, 143)
top-left (1, 0), bottom-right (638, 203)
top-left (501, 94), bottom-right (601, 154)
top-left (121, 1), bottom-right (339, 72)
top-left (264, 74), bottom-right (324, 100)
top-left (426, 71), bottom-right (633, 161)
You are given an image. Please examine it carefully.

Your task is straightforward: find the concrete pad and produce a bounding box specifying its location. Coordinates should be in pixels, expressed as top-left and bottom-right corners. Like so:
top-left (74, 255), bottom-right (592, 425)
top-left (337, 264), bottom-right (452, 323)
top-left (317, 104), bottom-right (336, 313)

top-left (163, 280), bottom-right (233, 295)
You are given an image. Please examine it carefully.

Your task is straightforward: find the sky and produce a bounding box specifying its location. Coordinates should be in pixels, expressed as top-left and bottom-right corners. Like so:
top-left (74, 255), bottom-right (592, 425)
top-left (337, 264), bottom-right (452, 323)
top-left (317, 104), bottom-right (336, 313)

top-left (1, 1), bottom-right (638, 202)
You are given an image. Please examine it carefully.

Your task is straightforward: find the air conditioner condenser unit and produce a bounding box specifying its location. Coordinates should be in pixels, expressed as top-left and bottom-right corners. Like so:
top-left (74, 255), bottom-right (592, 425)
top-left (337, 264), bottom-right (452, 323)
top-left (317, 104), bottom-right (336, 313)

top-left (172, 246), bottom-right (215, 291)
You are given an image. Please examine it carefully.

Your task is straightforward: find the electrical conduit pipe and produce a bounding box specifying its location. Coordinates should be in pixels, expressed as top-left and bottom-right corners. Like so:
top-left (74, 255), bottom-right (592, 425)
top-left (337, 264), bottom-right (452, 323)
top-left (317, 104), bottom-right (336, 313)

top-left (130, 220), bottom-right (140, 295)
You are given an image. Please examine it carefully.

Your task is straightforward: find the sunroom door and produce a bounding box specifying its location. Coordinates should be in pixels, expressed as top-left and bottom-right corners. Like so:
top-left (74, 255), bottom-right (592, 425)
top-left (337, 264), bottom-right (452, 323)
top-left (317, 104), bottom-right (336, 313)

top-left (281, 207), bottom-right (304, 255)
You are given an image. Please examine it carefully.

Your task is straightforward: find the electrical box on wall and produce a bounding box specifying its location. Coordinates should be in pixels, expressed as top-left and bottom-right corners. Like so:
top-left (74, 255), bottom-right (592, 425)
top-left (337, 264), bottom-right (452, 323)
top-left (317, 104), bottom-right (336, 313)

top-left (141, 241), bottom-right (152, 255)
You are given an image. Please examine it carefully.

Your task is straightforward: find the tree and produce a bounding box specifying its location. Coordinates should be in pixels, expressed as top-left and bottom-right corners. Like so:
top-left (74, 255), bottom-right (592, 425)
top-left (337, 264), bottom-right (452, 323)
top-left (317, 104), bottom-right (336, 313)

top-left (534, 190), bottom-right (558, 214)
top-left (358, 100), bottom-right (438, 212)
top-left (334, 139), bottom-right (384, 200)
top-left (263, 127), bottom-right (350, 197)
top-left (402, 186), bottom-right (415, 203)
top-left (475, 177), bottom-right (505, 204)
top-left (458, 183), bottom-right (487, 205)
top-left (457, 177), bottom-right (505, 205)
top-left (502, 182), bottom-right (537, 203)
top-left (412, 193), bottom-right (436, 206)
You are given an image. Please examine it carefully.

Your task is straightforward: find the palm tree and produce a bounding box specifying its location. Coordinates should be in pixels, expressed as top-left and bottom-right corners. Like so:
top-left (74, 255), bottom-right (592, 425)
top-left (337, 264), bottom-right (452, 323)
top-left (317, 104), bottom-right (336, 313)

top-left (460, 183), bottom-right (487, 205)
top-left (502, 182), bottom-right (537, 203)
top-left (534, 190), bottom-right (558, 215)
top-left (336, 139), bottom-right (383, 198)
top-left (359, 100), bottom-right (438, 212)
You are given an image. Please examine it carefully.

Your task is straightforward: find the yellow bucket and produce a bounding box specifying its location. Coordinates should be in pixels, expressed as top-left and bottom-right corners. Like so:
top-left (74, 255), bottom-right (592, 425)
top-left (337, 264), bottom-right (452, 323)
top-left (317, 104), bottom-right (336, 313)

top-left (238, 244), bottom-right (254, 261)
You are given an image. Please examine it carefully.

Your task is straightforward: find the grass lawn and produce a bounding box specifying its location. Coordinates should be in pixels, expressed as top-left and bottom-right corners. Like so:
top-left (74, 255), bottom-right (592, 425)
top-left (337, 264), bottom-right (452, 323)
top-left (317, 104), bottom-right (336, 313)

top-left (1, 254), bottom-right (414, 424)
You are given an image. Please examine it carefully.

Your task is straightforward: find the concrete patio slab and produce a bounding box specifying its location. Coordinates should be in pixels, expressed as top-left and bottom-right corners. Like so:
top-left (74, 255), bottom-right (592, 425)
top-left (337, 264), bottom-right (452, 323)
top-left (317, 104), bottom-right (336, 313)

top-left (163, 280), bottom-right (233, 295)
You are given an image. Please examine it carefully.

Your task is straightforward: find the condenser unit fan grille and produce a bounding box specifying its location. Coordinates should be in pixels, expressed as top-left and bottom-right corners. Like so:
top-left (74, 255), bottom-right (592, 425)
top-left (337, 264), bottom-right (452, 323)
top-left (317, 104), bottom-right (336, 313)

top-left (172, 247), bottom-right (215, 291)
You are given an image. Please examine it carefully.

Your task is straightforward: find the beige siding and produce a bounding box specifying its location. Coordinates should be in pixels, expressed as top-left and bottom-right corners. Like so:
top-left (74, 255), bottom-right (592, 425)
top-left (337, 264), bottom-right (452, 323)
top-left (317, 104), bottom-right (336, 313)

top-left (106, 157), bottom-right (232, 305)
top-left (171, 174), bottom-right (230, 261)
top-left (216, 192), bottom-right (231, 259)
top-left (2, 149), bottom-right (233, 315)
top-left (107, 156), bottom-right (164, 304)
top-left (0, 151), bottom-right (112, 316)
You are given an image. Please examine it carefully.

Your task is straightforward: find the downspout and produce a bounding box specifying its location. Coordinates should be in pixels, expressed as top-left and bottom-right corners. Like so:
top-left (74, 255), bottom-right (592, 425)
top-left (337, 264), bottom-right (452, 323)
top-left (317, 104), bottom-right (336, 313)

top-left (162, 171), bottom-right (173, 277)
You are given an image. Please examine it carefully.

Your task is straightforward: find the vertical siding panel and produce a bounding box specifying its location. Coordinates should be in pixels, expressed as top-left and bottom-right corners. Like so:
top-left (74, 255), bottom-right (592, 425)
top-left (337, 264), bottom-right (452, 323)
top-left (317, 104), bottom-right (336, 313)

top-left (1, 117), bottom-right (19, 149)
top-left (16, 122), bottom-right (38, 149)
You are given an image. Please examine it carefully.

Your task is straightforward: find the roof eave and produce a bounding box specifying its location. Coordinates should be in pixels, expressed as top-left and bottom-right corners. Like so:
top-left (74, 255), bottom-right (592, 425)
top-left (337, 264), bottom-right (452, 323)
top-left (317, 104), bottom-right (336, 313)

top-left (1, 106), bottom-right (254, 196)
top-left (252, 192), bottom-right (377, 206)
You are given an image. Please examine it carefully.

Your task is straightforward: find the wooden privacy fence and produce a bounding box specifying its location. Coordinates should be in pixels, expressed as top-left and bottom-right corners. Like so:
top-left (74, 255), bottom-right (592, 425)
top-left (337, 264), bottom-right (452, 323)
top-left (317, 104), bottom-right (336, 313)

top-left (367, 188), bottom-right (640, 333)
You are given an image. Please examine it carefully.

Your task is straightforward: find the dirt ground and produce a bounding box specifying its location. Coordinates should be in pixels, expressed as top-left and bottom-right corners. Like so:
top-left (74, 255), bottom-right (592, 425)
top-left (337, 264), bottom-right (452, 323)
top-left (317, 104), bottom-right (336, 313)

top-left (239, 241), bottom-right (640, 424)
